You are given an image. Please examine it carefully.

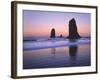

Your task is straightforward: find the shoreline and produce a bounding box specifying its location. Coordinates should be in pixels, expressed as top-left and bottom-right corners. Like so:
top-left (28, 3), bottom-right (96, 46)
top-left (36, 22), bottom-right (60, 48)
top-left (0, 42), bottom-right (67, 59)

top-left (23, 38), bottom-right (90, 50)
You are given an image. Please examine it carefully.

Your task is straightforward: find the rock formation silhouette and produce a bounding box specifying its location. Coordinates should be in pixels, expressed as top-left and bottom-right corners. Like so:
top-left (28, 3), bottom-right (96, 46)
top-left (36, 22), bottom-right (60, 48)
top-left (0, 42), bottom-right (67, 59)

top-left (59, 34), bottom-right (63, 38)
top-left (68, 18), bottom-right (81, 39)
top-left (50, 28), bottom-right (56, 38)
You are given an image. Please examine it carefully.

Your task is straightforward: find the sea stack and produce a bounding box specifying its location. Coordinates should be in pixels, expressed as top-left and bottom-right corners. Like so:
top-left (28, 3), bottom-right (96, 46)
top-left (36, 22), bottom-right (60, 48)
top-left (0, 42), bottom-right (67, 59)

top-left (68, 18), bottom-right (81, 39)
top-left (50, 28), bottom-right (56, 38)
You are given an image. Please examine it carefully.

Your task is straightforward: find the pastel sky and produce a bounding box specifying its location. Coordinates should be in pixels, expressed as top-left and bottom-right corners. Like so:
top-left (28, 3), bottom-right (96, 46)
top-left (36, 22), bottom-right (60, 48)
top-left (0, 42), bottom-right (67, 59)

top-left (23, 10), bottom-right (91, 38)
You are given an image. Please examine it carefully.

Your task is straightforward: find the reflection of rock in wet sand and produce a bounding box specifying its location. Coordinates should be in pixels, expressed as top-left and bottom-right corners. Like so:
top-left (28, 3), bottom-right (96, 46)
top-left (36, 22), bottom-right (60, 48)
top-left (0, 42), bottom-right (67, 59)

top-left (69, 45), bottom-right (78, 65)
top-left (51, 48), bottom-right (56, 59)
top-left (69, 46), bottom-right (78, 57)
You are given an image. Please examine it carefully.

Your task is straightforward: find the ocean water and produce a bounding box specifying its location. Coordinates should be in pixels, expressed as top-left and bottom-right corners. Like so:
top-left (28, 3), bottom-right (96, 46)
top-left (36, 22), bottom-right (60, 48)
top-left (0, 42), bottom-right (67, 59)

top-left (23, 38), bottom-right (91, 69)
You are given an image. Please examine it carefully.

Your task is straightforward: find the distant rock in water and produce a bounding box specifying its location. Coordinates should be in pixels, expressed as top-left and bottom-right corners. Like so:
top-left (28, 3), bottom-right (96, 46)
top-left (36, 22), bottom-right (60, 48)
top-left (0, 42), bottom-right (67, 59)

top-left (60, 34), bottom-right (63, 38)
top-left (68, 18), bottom-right (81, 39)
top-left (50, 28), bottom-right (56, 38)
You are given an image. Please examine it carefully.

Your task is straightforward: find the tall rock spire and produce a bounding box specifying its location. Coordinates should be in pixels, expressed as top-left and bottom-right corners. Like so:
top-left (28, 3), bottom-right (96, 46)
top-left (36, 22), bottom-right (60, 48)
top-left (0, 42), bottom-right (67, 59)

top-left (68, 18), bottom-right (81, 39)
